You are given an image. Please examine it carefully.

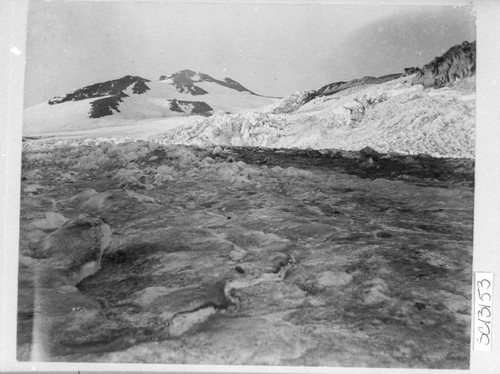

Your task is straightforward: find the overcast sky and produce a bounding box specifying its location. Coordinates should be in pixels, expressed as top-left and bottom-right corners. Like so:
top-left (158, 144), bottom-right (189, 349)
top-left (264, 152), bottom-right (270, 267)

top-left (24, 1), bottom-right (475, 107)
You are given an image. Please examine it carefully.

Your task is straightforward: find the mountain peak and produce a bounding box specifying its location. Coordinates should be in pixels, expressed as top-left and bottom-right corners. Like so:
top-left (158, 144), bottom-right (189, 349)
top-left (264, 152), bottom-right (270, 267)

top-left (30, 69), bottom-right (275, 127)
top-left (157, 69), bottom-right (257, 96)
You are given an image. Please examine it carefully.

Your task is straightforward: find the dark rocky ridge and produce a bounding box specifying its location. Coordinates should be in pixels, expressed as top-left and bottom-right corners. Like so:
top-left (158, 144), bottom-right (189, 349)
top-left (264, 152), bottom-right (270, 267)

top-left (48, 75), bottom-right (151, 105)
top-left (404, 67), bottom-right (420, 76)
top-left (159, 69), bottom-right (257, 96)
top-left (295, 40), bottom-right (475, 109)
top-left (305, 73), bottom-right (403, 103)
top-left (163, 70), bottom-right (209, 96)
top-left (412, 41), bottom-right (476, 88)
top-left (131, 80), bottom-right (150, 94)
top-left (198, 73), bottom-right (256, 94)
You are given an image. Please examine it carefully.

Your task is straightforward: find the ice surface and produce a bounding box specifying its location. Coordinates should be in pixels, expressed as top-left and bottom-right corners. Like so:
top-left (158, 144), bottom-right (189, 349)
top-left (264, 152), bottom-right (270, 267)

top-left (18, 138), bottom-right (473, 366)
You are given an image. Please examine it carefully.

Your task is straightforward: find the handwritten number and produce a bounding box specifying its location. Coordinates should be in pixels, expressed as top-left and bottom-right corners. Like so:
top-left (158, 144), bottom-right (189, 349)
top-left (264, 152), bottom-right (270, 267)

top-left (477, 288), bottom-right (491, 302)
top-left (477, 279), bottom-right (491, 290)
top-left (478, 305), bottom-right (491, 319)
top-left (478, 331), bottom-right (491, 345)
top-left (475, 276), bottom-right (493, 348)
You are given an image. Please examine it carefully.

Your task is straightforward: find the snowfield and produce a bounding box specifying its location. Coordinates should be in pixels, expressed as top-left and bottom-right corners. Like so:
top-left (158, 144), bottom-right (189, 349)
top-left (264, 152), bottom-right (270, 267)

top-left (154, 76), bottom-right (475, 158)
top-left (23, 115), bottom-right (202, 139)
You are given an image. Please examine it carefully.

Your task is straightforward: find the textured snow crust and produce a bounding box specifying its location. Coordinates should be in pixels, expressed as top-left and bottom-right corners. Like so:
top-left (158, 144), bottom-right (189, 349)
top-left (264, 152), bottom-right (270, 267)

top-left (19, 136), bottom-right (474, 366)
top-left (21, 138), bottom-right (294, 191)
top-left (154, 76), bottom-right (475, 158)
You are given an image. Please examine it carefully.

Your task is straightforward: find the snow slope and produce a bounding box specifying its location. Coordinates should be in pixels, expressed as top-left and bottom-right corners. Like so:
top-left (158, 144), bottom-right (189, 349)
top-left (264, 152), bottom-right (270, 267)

top-left (154, 75), bottom-right (475, 158)
top-left (24, 97), bottom-right (109, 133)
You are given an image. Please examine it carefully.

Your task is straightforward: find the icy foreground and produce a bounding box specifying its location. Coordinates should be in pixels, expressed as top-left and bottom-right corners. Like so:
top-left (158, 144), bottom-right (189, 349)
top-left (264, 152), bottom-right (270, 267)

top-left (18, 138), bottom-right (472, 367)
top-left (155, 76), bottom-right (475, 158)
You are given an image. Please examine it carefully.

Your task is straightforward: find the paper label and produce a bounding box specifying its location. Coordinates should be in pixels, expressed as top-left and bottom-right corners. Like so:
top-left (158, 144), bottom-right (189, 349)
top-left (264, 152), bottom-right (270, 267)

top-left (473, 272), bottom-right (494, 351)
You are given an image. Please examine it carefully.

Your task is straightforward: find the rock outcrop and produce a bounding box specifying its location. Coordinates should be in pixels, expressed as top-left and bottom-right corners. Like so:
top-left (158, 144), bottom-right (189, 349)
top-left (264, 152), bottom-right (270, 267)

top-left (412, 41), bottom-right (476, 88)
top-left (404, 67), bottom-right (420, 76)
top-left (168, 99), bottom-right (213, 116)
top-left (89, 92), bottom-right (128, 118)
top-left (309, 73), bottom-right (403, 101)
top-left (48, 75), bottom-right (151, 105)
top-left (160, 69), bottom-right (257, 96)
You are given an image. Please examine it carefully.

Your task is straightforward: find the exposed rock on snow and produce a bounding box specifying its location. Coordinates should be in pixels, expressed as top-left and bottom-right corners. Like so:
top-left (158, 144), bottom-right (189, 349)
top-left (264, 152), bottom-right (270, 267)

top-left (48, 75), bottom-right (150, 106)
top-left (89, 92), bottom-right (128, 118)
top-left (161, 69), bottom-right (258, 96)
top-left (404, 67), bottom-right (420, 76)
top-left (306, 73), bottom-right (403, 103)
top-left (168, 99), bottom-right (213, 115)
top-left (412, 41), bottom-right (476, 88)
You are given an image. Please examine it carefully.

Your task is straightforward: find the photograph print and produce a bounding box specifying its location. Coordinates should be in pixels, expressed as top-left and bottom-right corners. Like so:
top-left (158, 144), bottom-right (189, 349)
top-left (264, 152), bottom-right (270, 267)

top-left (17, 0), bottom-right (476, 368)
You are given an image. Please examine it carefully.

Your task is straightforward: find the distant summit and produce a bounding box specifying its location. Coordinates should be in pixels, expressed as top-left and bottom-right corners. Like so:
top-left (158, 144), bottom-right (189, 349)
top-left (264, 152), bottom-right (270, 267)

top-left (46, 70), bottom-right (262, 119)
top-left (159, 69), bottom-right (257, 96)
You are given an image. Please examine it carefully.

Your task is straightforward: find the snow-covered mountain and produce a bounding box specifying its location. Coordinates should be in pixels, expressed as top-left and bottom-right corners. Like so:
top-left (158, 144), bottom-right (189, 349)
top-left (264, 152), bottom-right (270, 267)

top-left (24, 70), bottom-right (277, 134)
top-left (154, 41), bottom-right (476, 158)
top-left (24, 41), bottom-right (476, 158)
